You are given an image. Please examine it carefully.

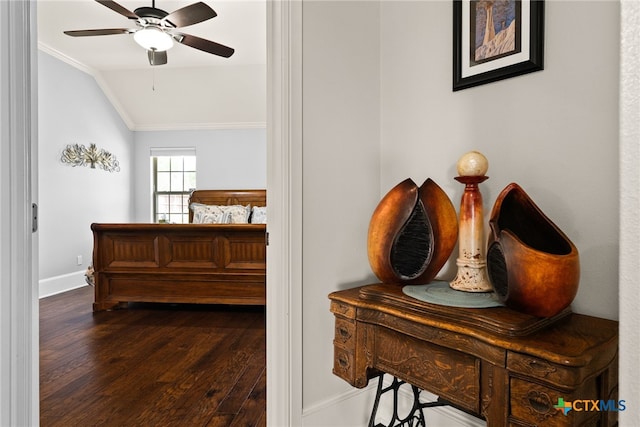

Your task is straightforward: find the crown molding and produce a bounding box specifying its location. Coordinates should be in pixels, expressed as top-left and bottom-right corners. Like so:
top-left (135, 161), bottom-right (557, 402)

top-left (38, 42), bottom-right (264, 133)
top-left (38, 42), bottom-right (134, 131)
top-left (132, 121), bottom-right (267, 132)
top-left (38, 41), bottom-right (92, 75)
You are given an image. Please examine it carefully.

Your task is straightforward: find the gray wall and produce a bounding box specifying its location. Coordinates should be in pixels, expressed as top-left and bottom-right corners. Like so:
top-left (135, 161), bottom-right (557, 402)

top-left (379, 1), bottom-right (619, 320)
top-left (132, 128), bottom-right (266, 222)
top-left (38, 51), bottom-right (134, 282)
top-left (302, 0), bottom-right (382, 421)
top-left (301, 0), bottom-right (620, 423)
top-left (38, 52), bottom-right (266, 291)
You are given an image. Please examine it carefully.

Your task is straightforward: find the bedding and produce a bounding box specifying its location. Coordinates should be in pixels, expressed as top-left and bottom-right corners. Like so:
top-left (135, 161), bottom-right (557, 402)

top-left (251, 206), bottom-right (267, 224)
top-left (190, 203), bottom-right (252, 224)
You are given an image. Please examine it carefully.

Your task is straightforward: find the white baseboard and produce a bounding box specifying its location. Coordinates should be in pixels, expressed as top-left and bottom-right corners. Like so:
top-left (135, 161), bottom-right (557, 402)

top-left (302, 377), bottom-right (486, 427)
top-left (39, 270), bottom-right (88, 299)
top-left (302, 384), bottom-right (376, 426)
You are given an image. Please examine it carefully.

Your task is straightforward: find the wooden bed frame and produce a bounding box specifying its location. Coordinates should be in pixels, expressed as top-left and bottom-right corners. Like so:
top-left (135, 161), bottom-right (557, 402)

top-left (91, 189), bottom-right (266, 311)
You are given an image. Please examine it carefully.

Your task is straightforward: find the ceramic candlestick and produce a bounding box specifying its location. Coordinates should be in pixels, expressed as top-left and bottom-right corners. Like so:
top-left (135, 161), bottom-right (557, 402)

top-left (450, 151), bottom-right (493, 292)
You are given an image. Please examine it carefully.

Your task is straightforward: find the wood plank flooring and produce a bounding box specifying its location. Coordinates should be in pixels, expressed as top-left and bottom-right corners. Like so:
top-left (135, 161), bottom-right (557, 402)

top-left (40, 286), bottom-right (266, 426)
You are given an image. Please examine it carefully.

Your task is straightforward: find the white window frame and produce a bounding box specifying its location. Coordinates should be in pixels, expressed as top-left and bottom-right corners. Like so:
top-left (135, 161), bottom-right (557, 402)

top-left (150, 148), bottom-right (196, 224)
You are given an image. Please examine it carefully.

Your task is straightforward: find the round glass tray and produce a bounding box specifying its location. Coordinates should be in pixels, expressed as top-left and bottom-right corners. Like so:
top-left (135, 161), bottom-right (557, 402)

top-left (402, 281), bottom-right (503, 308)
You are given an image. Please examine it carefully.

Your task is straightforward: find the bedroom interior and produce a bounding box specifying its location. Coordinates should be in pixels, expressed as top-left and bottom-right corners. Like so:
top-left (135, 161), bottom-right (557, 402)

top-left (36, 0), bottom-right (268, 424)
top-left (3, 0), bottom-right (637, 426)
top-left (37, 0), bottom-right (267, 296)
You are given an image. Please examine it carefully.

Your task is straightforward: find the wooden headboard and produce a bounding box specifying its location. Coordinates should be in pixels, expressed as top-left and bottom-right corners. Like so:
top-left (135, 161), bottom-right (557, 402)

top-left (188, 189), bottom-right (266, 222)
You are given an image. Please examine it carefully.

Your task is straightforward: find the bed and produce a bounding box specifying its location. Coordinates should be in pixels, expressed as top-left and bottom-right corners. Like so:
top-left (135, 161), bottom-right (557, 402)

top-left (91, 189), bottom-right (266, 311)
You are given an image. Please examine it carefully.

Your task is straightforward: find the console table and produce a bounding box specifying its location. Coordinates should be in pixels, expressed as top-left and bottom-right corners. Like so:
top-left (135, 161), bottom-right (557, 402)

top-left (329, 284), bottom-right (618, 427)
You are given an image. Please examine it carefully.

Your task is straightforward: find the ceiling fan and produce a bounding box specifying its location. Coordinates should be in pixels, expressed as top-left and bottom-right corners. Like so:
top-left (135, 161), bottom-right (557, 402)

top-left (63, 0), bottom-right (234, 66)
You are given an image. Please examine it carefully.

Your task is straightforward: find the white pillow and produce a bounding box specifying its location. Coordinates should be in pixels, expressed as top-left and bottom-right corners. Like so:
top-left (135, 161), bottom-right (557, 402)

top-left (190, 203), bottom-right (227, 224)
top-left (223, 204), bottom-right (252, 224)
top-left (251, 206), bottom-right (267, 224)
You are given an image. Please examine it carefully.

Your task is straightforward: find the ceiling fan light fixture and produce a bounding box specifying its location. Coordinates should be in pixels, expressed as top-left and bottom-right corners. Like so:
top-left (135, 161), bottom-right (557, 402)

top-left (63, 0), bottom-right (235, 65)
top-left (133, 27), bottom-right (174, 51)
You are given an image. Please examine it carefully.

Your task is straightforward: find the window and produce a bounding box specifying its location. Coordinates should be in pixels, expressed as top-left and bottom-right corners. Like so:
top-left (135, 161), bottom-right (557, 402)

top-left (151, 150), bottom-right (196, 223)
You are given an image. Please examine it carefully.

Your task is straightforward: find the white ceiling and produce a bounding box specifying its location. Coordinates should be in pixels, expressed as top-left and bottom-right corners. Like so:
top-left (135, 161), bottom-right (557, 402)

top-left (38, 0), bottom-right (267, 130)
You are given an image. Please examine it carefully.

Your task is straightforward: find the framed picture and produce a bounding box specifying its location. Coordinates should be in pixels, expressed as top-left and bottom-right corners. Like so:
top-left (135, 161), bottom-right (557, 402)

top-left (453, 0), bottom-right (544, 91)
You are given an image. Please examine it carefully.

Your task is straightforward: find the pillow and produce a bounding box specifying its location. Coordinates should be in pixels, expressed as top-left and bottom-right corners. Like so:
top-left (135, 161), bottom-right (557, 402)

top-left (189, 203), bottom-right (252, 224)
top-left (190, 203), bottom-right (227, 224)
top-left (223, 204), bottom-right (252, 224)
top-left (251, 206), bottom-right (267, 224)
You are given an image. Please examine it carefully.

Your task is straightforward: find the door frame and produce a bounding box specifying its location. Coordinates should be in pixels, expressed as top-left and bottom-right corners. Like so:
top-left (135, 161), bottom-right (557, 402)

top-left (0, 0), bottom-right (38, 425)
top-left (2, 0), bottom-right (305, 425)
top-left (265, 0), bottom-right (303, 424)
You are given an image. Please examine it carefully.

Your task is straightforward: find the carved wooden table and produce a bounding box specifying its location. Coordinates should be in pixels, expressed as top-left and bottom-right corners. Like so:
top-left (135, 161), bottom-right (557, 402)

top-left (329, 284), bottom-right (619, 427)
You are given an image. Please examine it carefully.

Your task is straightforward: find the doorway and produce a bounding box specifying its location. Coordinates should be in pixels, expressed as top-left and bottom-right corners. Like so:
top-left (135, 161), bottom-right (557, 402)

top-left (0, 0), bottom-right (300, 425)
top-left (35, 0), bottom-right (278, 424)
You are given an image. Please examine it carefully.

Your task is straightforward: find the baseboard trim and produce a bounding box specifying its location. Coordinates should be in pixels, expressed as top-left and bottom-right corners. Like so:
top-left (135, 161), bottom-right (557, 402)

top-left (301, 378), bottom-right (485, 427)
top-left (39, 270), bottom-right (88, 299)
top-left (301, 383), bottom-right (376, 426)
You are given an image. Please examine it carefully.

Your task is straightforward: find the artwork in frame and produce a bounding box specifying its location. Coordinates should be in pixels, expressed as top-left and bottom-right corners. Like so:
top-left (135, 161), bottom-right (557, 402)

top-left (453, 0), bottom-right (544, 91)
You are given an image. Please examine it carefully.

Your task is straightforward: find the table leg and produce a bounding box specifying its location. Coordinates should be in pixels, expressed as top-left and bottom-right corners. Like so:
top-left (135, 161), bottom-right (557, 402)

top-left (368, 374), bottom-right (449, 427)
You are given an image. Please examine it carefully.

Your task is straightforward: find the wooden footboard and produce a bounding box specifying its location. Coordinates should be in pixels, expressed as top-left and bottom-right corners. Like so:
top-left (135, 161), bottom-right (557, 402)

top-left (91, 223), bottom-right (266, 311)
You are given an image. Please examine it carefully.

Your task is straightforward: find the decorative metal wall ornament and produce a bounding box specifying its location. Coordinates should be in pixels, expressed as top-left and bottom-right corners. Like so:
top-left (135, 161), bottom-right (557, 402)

top-left (61, 143), bottom-right (120, 172)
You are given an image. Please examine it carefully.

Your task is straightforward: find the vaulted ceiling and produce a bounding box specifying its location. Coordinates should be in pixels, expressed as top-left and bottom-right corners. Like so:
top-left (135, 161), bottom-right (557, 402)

top-left (38, 0), bottom-right (267, 130)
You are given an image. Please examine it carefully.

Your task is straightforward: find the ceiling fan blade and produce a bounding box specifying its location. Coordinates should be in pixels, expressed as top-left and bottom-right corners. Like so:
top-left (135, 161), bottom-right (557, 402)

top-left (163, 2), bottom-right (217, 28)
top-left (148, 50), bottom-right (168, 66)
top-left (95, 0), bottom-right (139, 20)
top-left (64, 28), bottom-right (132, 37)
top-left (174, 32), bottom-right (234, 58)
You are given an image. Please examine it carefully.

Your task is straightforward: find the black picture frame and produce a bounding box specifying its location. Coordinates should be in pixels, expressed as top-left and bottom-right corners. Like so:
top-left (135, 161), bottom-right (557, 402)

top-left (453, 0), bottom-right (544, 91)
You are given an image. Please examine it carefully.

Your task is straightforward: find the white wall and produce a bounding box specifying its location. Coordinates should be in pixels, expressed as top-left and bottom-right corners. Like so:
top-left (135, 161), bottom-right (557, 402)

top-left (379, 0), bottom-right (619, 320)
top-left (38, 51), bottom-right (133, 294)
top-left (301, 0), bottom-right (621, 425)
top-left (132, 128), bottom-right (266, 222)
top-left (619, 1), bottom-right (640, 421)
top-left (100, 65), bottom-right (267, 130)
top-left (301, 1), bottom-right (381, 424)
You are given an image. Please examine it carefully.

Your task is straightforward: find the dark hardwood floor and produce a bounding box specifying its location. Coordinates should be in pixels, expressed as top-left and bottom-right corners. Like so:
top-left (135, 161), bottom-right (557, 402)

top-left (40, 286), bottom-right (266, 426)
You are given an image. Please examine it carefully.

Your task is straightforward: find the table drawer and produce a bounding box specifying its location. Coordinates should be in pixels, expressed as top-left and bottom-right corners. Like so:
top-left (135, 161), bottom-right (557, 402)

top-left (333, 346), bottom-right (355, 384)
top-left (330, 300), bottom-right (356, 319)
top-left (510, 377), bottom-right (599, 426)
top-left (374, 326), bottom-right (479, 413)
top-left (508, 352), bottom-right (581, 389)
top-left (334, 317), bottom-right (356, 349)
